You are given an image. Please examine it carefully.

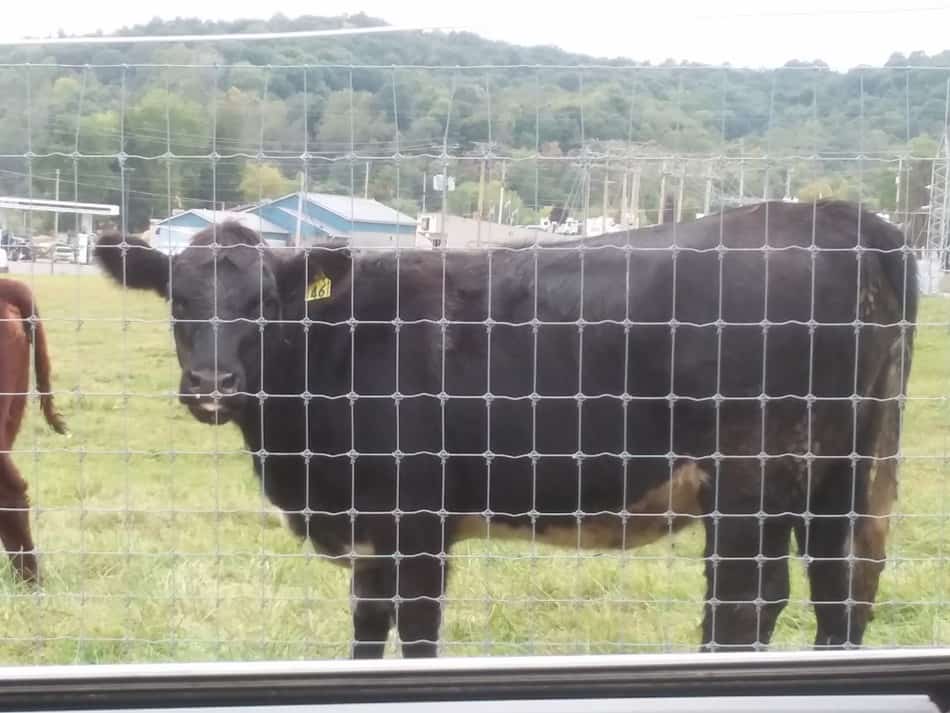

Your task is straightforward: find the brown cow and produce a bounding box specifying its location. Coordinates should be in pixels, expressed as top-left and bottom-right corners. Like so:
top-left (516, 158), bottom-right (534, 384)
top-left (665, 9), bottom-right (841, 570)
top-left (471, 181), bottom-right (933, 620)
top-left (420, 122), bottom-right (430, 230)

top-left (0, 278), bottom-right (67, 583)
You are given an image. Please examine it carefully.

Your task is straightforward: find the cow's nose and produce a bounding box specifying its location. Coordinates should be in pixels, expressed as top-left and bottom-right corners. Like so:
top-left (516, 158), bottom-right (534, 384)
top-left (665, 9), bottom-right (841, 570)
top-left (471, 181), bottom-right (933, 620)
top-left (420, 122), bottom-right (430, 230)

top-left (185, 369), bottom-right (237, 395)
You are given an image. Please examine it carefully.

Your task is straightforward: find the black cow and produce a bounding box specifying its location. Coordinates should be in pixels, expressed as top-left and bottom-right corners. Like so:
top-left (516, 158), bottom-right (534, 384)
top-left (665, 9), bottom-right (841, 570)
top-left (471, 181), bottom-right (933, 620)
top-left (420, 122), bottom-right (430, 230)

top-left (95, 200), bottom-right (917, 657)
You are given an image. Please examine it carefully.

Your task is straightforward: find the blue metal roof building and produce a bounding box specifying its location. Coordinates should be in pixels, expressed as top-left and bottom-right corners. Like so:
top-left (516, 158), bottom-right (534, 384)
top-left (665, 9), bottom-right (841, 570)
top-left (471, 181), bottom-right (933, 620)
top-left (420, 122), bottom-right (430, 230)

top-left (246, 192), bottom-right (417, 248)
top-left (151, 209), bottom-right (289, 255)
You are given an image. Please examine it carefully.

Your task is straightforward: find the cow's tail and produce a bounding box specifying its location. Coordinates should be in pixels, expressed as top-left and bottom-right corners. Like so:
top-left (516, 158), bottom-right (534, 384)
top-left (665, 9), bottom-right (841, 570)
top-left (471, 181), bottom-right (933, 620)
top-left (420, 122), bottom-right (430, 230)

top-left (30, 306), bottom-right (68, 436)
top-left (848, 204), bottom-right (918, 625)
top-left (1, 281), bottom-right (68, 435)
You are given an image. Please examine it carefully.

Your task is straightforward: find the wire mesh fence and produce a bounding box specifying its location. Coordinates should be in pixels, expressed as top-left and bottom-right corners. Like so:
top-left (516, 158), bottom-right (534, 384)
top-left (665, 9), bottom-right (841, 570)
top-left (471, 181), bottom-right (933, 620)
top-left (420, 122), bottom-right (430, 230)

top-left (0, 58), bottom-right (948, 664)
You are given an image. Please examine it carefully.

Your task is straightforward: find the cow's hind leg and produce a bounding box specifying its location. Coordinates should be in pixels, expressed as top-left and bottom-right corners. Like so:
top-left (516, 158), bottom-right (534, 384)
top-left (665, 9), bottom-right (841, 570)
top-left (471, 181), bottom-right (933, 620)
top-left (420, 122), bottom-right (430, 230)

top-left (851, 456), bottom-right (897, 641)
top-left (796, 457), bottom-right (896, 649)
top-left (700, 463), bottom-right (794, 651)
top-left (795, 508), bottom-right (854, 648)
top-left (797, 356), bottom-right (903, 649)
top-left (847, 364), bottom-right (903, 647)
top-left (0, 454), bottom-right (38, 584)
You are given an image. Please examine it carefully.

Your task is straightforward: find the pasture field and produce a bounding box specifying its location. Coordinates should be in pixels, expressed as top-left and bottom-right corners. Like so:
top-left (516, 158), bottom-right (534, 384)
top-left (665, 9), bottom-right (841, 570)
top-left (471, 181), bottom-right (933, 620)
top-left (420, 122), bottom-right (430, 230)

top-left (0, 272), bottom-right (948, 664)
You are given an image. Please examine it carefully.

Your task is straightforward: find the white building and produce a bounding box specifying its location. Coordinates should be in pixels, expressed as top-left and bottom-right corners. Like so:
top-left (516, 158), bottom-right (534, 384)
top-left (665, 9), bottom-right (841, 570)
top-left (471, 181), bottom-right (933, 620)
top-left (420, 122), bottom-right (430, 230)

top-left (416, 213), bottom-right (555, 249)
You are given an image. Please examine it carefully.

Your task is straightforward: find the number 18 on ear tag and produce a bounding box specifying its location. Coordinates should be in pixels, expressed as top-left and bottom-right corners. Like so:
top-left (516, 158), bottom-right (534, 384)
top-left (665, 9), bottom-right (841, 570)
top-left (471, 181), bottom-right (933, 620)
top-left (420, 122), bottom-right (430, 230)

top-left (306, 274), bottom-right (332, 301)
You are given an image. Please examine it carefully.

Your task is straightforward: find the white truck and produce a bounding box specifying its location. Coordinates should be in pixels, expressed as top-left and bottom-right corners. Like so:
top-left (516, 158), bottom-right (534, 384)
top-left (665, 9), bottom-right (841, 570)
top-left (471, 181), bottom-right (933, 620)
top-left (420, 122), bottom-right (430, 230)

top-left (52, 232), bottom-right (95, 264)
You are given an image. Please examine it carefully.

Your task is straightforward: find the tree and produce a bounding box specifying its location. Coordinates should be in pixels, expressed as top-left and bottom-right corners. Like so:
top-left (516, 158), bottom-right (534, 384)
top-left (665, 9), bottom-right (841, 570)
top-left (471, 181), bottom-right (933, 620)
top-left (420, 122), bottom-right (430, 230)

top-left (239, 163), bottom-right (296, 201)
top-left (906, 134), bottom-right (940, 210)
top-left (798, 179), bottom-right (836, 202)
top-left (316, 90), bottom-right (392, 155)
top-left (3, 15), bottom-right (950, 233)
top-left (446, 181), bottom-right (481, 217)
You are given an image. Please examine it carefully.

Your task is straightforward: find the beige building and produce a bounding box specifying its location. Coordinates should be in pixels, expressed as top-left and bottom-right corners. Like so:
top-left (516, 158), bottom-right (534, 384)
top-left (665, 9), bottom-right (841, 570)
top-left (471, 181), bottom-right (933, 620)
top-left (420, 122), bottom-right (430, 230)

top-left (416, 213), bottom-right (552, 249)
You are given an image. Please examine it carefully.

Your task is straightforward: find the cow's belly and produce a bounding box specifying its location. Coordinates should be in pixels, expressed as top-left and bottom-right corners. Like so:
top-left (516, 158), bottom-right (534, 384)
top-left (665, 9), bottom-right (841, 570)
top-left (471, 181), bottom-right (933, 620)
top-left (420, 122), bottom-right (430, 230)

top-left (453, 462), bottom-right (709, 550)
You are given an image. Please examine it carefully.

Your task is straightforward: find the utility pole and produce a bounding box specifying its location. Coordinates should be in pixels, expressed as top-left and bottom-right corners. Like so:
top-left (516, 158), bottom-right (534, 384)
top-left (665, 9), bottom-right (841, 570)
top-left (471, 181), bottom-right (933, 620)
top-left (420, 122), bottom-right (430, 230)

top-left (895, 158), bottom-right (902, 217)
top-left (422, 171), bottom-right (427, 214)
top-left (477, 159), bottom-right (487, 219)
top-left (51, 169), bottom-right (60, 274)
top-left (295, 172), bottom-right (304, 248)
top-left (364, 162), bottom-right (370, 199)
top-left (54, 169), bottom-right (60, 238)
top-left (658, 161), bottom-right (668, 225)
top-left (738, 138), bottom-right (746, 205)
top-left (703, 161), bottom-right (713, 216)
top-left (582, 159), bottom-right (592, 237)
top-left (630, 163), bottom-right (641, 229)
top-left (476, 157), bottom-right (486, 247)
top-left (676, 162), bottom-right (686, 223)
top-left (496, 161), bottom-right (507, 225)
top-left (440, 160), bottom-right (448, 251)
top-left (601, 161), bottom-right (610, 233)
top-left (785, 167), bottom-right (793, 201)
top-left (620, 167), bottom-right (629, 228)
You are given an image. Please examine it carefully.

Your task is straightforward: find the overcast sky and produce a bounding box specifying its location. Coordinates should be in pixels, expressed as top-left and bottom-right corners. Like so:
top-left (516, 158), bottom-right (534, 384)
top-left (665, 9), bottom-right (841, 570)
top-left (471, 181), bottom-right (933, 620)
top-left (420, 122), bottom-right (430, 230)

top-left (2, 0), bottom-right (949, 69)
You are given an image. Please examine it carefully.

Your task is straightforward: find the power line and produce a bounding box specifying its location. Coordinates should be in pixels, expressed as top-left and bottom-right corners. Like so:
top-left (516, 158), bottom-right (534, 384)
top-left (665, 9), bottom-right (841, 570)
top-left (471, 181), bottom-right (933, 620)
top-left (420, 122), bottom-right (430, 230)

top-left (0, 166), bottom-right (221, 205)
top-left (0, 25), bottom-right (455, 48)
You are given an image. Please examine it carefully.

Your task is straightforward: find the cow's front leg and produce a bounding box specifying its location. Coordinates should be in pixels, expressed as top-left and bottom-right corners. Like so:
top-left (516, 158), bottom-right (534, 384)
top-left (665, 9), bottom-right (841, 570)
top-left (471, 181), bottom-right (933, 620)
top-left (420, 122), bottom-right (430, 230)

top-left (350, 509), bottom-right (449, 658)
top-left (394, 552), bottom-right (447, 658)
top-left (351, 559), bottom-right (395, 659)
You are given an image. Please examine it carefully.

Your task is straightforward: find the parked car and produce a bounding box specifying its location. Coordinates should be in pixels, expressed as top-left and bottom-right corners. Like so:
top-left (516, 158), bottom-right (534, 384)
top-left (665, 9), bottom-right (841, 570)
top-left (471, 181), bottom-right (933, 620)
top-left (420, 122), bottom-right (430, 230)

top-left (52, 238), bottom-right (76, 263)
top-left (52, 233), bottom-right (94, 264)
top-left (0, 247), bottom-right (8, 273)
top-left (0, 230), bottom-right (33, 262)
top-left (7, 235), bottom-right (34, 262)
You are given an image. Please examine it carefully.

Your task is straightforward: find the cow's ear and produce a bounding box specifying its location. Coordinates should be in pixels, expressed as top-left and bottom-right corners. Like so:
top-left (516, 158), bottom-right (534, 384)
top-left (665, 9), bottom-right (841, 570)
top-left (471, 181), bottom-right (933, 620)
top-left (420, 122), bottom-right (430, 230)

top-left (95, 233), bottom-right (171, 299)
top-left (277, 243), bottom-right (351, 306)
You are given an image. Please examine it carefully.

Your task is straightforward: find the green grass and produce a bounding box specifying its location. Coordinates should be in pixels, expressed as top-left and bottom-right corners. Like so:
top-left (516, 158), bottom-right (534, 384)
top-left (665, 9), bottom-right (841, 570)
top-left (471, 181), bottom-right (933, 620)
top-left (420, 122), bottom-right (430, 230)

top-left (1, 274), bottom-right (949, 664)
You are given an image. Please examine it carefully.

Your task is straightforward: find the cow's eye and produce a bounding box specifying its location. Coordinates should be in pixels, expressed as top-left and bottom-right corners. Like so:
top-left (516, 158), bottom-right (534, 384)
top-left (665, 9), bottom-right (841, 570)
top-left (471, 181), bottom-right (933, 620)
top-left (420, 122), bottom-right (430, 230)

top-left (261, 296), bottom-right (279, 317)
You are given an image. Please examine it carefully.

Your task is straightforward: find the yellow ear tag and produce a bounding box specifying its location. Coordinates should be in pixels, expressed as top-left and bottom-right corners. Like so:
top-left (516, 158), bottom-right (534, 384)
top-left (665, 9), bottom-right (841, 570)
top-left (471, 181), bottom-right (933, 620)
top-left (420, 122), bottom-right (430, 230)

top-left (306, 274), bottom-right (332, 301)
